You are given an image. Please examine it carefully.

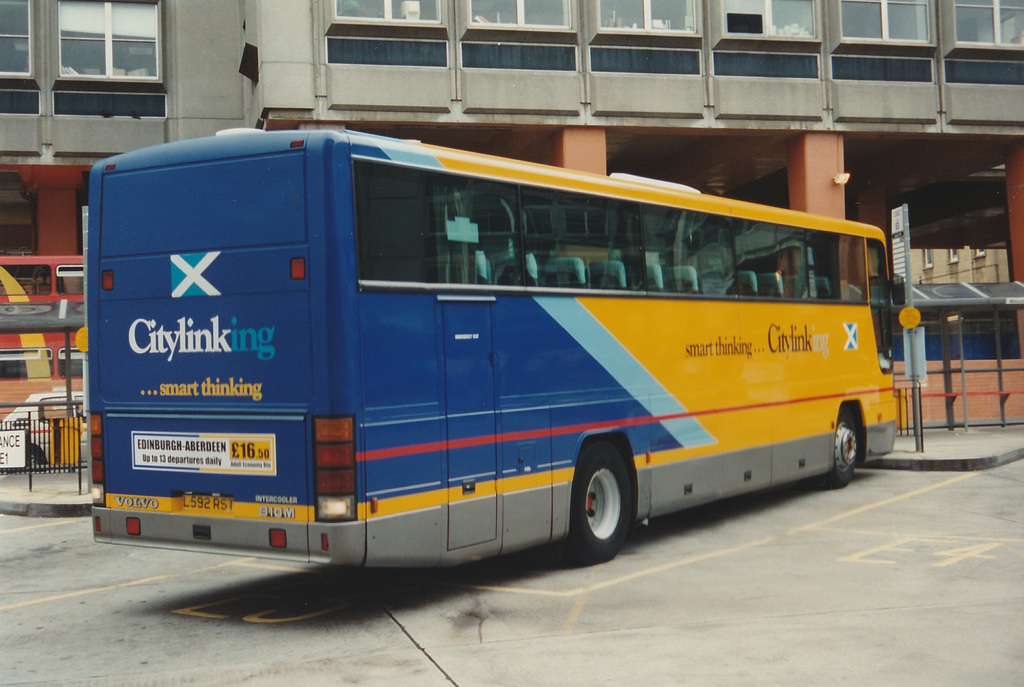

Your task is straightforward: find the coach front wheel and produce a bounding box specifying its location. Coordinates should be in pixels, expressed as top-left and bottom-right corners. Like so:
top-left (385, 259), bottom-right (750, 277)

top-left (827, 407), bottom-right (859, 489)
top-left (566, 441), bottom-right (632, 566)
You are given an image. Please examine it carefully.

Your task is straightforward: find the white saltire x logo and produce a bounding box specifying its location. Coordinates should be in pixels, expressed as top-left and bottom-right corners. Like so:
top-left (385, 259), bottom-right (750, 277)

top-left (171, 252), bottom-right (221, 298)
top-left (843, 322), bottom-right (858, 351)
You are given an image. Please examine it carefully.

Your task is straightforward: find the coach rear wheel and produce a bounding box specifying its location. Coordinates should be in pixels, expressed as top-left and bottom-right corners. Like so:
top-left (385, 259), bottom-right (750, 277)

top-left (566, 441), bottom-right (632, 566)
top-left (827, 408), bottom-right (859, 489)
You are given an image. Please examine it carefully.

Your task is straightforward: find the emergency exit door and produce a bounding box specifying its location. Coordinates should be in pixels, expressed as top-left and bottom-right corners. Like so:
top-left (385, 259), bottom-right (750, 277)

top-left (441, 297), bottom-right (498, 550)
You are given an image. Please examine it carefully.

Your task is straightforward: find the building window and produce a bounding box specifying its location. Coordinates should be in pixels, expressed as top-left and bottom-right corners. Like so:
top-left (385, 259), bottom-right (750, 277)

top-left (923, 249), bottom-right (933, 268)
top-left (715, 51), bottom-right (819, 77)
top-left (600, 0), bottom-right (696, 32)
top-left (0, 0), bottom-right (30, 74)
top-left (336, 0), bottom-right (438, 22)
top-left (956, 0), bottom-right (1024, 44)
top-left (462, 42), bottom-right (576, 69)
top-left (946, 58), bottom-right (1024, 84)
top-left (59, 1), bottom-right (158, 79)
top-left (975, 248), bottom-right (986, 258)
top-left (832, 55), bottom-right (933, 81)
top-left (591, 47), bottom-right (701, 74)
top-left (949, 249), bottom-right (960, 264)
top-left (327, 37), bottom-right (447, 66)
top-left (724, 0), bottom-right (815, 37)
top-left (471, 0), bottom-right (568, 26)
top-left (841, 0), bottom-right (929, 41)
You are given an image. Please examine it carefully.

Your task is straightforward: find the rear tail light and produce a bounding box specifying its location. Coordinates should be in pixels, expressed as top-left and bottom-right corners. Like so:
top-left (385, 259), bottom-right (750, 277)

top-left (89, 413), bottom-right (104, 505)
top-left (269, 528), bottom-right (287, 548)
top-left (313, 416), bottom-right (356, 522)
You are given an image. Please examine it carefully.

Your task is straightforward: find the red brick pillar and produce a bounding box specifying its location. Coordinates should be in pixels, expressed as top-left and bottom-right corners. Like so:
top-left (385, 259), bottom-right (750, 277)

top-left (35, 186), bottom-right (80, 255)
top-left (552, 127), bottom-right (607, 175)
top-left (787, 132), bottom-right (847, 219)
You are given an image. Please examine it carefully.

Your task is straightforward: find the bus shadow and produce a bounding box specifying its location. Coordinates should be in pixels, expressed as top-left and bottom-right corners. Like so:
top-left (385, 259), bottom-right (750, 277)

top-left (152, 471), bottom-right (886, 624)
top-left (628, 468), bottom-right (887, 550)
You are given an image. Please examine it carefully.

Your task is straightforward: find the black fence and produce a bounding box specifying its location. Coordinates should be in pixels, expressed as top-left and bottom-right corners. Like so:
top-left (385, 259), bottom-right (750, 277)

top-left (0, 399), bottom-right (85, 476)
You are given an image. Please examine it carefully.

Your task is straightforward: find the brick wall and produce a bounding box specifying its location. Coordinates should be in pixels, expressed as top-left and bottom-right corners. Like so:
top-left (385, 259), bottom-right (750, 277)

top-left (894, 359), bottom-right (1024, 428)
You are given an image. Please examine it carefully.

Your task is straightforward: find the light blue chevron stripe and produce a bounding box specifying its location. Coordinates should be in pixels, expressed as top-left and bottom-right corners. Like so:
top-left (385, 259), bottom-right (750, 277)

top-left (535, 296), bottom-right (716, 449)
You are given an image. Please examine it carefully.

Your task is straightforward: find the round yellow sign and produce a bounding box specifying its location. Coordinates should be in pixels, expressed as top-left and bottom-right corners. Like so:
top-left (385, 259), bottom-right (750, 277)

top-left (75, 326), bottom-right (88, 353)
top-left (899, 306), bottom-right (921, 330)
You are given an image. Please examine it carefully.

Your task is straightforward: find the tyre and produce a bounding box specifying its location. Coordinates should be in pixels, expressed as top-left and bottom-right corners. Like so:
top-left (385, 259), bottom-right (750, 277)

top-left (565, 441), bottom-right (632, 566)
top-left (826, 407), bottom-right (859, 489)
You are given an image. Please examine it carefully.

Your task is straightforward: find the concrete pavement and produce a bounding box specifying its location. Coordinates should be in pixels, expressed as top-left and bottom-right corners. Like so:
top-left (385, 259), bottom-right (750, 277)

top-left (879, 425), bottom-right (1024, 471)
top-left (2, 426), bottom-right (1024, 518)
top-left (0, 470), bottom-right (92, 518)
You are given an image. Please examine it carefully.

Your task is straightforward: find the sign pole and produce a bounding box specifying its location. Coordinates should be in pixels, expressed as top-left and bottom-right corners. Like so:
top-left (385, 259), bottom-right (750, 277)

top-left (893, 204), bottom-right (924, 452)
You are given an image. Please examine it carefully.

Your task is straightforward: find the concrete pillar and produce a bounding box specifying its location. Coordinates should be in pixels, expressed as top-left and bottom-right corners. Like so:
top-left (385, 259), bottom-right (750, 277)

top-left (855, 186), bottom-right (888, 232)
top-left (551, 126), bottom-right (607, 176)
top-left (35, 186), bottom-right (79, 255)
top-left (1007, 140), bottom-right (1024, 281)
top-left (787, 132), bottom-right (847, 219)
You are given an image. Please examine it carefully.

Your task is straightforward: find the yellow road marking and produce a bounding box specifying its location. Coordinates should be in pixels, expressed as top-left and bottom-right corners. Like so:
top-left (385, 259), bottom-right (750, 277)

top-left (233, 561), bottom-right (315, 574)
top-left (0, 558), bottom-right (256, 612)
top-left (561, 564), bottom-right (602, 635)
top-left (242, 597), bottom-right (352, 623)
top-left (932, 542), bottom-right (1003, 568)
top-left (172, 582), bottom-right (295, 619)
top-left (813, 526), bottom-right (1024, 544)
top-left (459, 537), bottom-right (777, 599)
top-left (839, 538), bottom-right (919, 564)
top-left (0, 520), bottom-right (80, 535)
top-left (788, 473), bottom-right (978, 535)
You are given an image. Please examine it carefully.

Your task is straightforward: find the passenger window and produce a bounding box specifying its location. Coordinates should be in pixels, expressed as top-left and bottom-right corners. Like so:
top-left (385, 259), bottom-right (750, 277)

top-left (0, 264), bottom-right (52, 296)
top-left (428, 176), bottom-right (521, 286)
top-left (838, 235), bottom-right (867, 302)
top-left (354, 161), bottom-right (521, 286)
top-left (806, 231), bottom-right (841, 300)
top-left (522, 188), bottom-right (643, 291)
top-left (642, 206), bottom-right (736, 296)
top-left (56, 265), bottom-right (85, 295)
top-left (642, 206), bottom-right (697, 294)
top-left (734, 221), bottom-right (807, 299)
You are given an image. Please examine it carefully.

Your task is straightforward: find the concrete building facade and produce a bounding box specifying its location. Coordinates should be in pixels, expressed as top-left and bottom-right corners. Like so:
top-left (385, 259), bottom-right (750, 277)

top-left (2, 0), bottom-right (1024, 268)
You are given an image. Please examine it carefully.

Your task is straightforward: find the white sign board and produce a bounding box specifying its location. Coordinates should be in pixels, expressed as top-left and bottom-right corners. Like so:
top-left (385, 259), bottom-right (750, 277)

top-left (903, 328), bottom-right (928, 383)
top-left (131, 431), bottom-right (276, 475)
top-left (0, 430), bottom-right (27, 469)
top-left (891, 204), bottom-right (909, 283)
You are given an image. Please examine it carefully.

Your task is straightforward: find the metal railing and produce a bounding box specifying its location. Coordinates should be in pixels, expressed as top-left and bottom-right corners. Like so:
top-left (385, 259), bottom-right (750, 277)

top-left (0, 400), bottom-right (86, 490)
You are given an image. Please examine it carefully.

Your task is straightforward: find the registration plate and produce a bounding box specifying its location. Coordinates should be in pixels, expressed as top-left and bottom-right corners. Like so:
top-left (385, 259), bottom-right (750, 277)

top-left (181, 493), bottom-right (233, 515)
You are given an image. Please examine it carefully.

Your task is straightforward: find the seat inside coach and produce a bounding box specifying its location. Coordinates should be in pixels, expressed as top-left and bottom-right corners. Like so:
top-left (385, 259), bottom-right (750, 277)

top-left (591, 260), bottom-right (627, 289)
top-left (543, 256), bottom-right (588, 287)
top-left (646, 264), bottom-right (664, 291)
top-left (674, 265), bottom-right (699, 293)
top-left (737, 270), bottom-right (757, 296)
top-left (757, 272), bottom-right (783, 297)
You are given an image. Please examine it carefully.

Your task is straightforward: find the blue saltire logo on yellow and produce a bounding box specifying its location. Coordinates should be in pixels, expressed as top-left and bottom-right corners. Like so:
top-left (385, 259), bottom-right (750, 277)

top-left (171, 252), bottom-right (221, 298)
top-left (843, 323), bottom-right (858, 351)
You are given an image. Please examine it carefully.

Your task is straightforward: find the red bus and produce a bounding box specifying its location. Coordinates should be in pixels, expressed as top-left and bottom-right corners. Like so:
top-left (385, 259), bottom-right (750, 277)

top-left (0, 255), bottom-right (84, 402)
